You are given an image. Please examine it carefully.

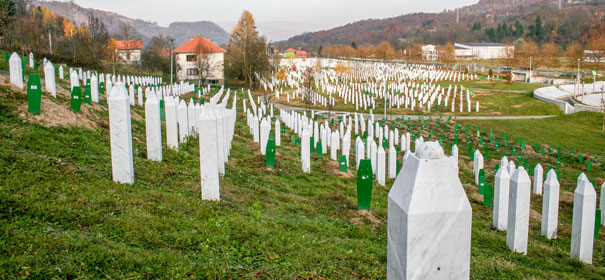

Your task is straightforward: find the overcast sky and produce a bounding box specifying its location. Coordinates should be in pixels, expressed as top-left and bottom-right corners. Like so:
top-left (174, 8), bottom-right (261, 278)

top-left (68, 0), bottom-right (478, 41)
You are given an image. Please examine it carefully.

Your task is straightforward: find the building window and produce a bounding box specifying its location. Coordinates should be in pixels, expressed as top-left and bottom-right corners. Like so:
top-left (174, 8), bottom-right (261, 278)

top-left (187, 68), bottom-right (199, 76)
top-left (186, 55), bottom-right (197, 62)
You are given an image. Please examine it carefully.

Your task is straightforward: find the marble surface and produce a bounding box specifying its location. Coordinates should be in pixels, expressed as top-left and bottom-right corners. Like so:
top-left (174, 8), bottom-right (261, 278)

top-left (9, 53), bottom-right (23, 90)
top-left (275, 119), bottom-right (281, 146)
top-left (533, 164), bottom-right (543, 195)
top-left (212, 106), bottom-right (226, 175)
top-left (164, 97), bottom-right (179, 150)
top-left (188, 100), bottom-right (197, 134)
top-left (493, 167), bottom-right (510, 231)
top-left (108, 83), bottom-right (134, 185)
top-left (377, 146), bottom-right (386, 186)
top-left (252, 115), bottom-right (260, 143)
top-left (301, 129), bottom-right (311, 173)
top-left (44, 62), bottom-right (56, 98)
top-left (260, 118), bottom-right (270, 155)
top-left (370, 140), bottom-right (377, 175)
top-left (451, 144), bottom-right (458, 163)
top-left (388, 143), bottom-right (397, 179)
top-left (570, 176), bottom-right (596, 264)
top-left (356, 139), bottom-right (365, 171)
top-left (506, 167), bottom-right (531, 254)
top-left (387, 141), bottom-right (472, 280)
top-left (602, 182), bottom-right (605, 226)
top-left (474, 151), bottom-right (484, 185)
top-left (144, 93), bottom-right (162, 162)
top-left (90, 74), bottom-right (98, 102)
top-left (541, 170), bottom-right (560, 239)
top-left (198, 107), bottom-right (220, 201)
top-left (177, 99), bottom-right (189, 143)
top-left (330, 132), bottom-right (339, 160)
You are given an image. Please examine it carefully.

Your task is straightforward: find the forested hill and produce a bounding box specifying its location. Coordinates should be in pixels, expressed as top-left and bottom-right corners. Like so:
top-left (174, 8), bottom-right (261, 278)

top-left (31, 0), bottom-right (230, 46)
top-left (284, 0), bottom-right (604, 49)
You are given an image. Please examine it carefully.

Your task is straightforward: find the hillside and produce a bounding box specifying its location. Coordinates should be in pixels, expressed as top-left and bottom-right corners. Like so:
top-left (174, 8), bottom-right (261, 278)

top-left (284, 0), bottom-right (601, 49)
top-left (30, 0), bottom-right (230, 46)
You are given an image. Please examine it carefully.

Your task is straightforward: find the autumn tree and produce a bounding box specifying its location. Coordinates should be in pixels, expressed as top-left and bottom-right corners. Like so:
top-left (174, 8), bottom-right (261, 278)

top-left (375, 41), bottom-right (395, 60)
top-left (84, 13), bottom-right (109, 67)
top-left (442, 42), bottom-right (456, 65)
top-left (113, 23), bottom-right (139, 64)
top-left (539, 42), bottom-right (559, 69)
top-left (226, 10), bottom-right (270, 88)
top-left (0, 0), bottom-right (16, 36)
top-left (565, 42), bottom-right (584, 69)
top-left (141, 35), bottom-right (170, 74)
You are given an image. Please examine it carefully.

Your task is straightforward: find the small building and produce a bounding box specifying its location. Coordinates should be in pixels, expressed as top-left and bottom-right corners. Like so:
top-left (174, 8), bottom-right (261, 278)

top-left (115, 40), bottom-right (144, 64)
top-left (454, 43), bottom-right (514, 60)
top-left (283, 48), bottom-right (307, 58)
top-left (174, 36), bottom-right (226, 86)
top-left (422, 44), bottom-right (439, 61)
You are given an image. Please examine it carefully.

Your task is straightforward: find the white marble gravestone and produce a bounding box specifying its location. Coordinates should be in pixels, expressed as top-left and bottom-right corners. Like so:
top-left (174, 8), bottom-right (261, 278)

top-left (377, 146), bottom-right (386, 186)
top-left (252, 115), bottom-right (260, 143)
top-left (9, 53), bottom-right (23, 90)
top-left (43, 62), bottom-right (56, 98)
top-left (533, 164), bottom-right (543, 195)
top-left (570, 176), bottom-right (596, 264)
top-left (177, 99), bottom-right (189, 143)
top-left (507, 161), bottom-right (516, 177)
top-left (388, 143), bottom-right (396, 179)
top-left (28, 52), bottom-right (34, 68)
top-left (356, 139), bottom-right (365, 170)
top-left (451, 144), bottom-right (458, 163)
top-left (474, 151), bottom-right (484, 185)
top-left (108, 83), bottom-right (134, 184)
top-left (90, 74), bottom-right (99, 103)
top-left (301, 129), bottom-right (311, 173)
top-left (541, 169), bottom-right (559, 239)
top-left (330, 132), bottom-right (339, 160)
top-left (260, 118), bottom-right (270, 155)
top-left (145, 93), bottom-right (162, 161)
top-left (199, 107), bottom-right (220, 201)
top-left (493, 167), bottom-right (510, 231)
top-left (601, 182), bottom-right (605, 226)
top-left (506, 167), bottom-right (531, 254)
top-left (275, 119), bottom-right (281, 146)
top-left (387, 141), bottom-right (471, 280)
top-left (165, 97), bottom-right (179, 150)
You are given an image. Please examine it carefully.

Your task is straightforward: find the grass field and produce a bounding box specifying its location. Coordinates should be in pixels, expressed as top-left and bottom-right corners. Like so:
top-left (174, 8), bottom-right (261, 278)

top-left (0, 77), bottom-right (603, 278)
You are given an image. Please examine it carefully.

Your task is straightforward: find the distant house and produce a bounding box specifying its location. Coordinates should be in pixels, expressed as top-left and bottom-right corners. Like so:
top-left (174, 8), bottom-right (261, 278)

top-left (115, 40), bottom-right (144, 64)
top-left (454, 43), bottom-right (514, 60)
top-left (174, 36), bottom-right (226, 85)
top-left (422, 44), bottom-right (439, 61)
top-left (283, 48), bottom-right (307, 58)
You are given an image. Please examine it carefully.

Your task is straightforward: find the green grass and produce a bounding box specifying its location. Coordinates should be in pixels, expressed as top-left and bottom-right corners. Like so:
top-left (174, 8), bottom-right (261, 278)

top-left (0, 83), bottom-right (603, 279)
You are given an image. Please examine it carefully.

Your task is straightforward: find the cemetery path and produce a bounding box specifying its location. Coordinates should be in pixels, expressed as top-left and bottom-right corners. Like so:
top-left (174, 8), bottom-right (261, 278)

top-left (270, 102), bottom-right (557, 120)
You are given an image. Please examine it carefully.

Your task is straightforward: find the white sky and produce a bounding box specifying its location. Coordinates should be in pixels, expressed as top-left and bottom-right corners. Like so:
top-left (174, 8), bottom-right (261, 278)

top-left (65, 0), bottom-right (477, 40)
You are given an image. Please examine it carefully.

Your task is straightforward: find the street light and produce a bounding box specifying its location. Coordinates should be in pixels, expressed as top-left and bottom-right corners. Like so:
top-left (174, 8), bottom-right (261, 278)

top-left (169, 38), bottom-right (175, 96)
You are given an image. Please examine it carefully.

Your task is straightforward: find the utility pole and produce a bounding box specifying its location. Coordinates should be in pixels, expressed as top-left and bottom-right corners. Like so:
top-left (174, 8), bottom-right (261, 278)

top-left (169, 38), bottom-right (175, 97)
top-left (577, 58), bottom-right (581, 98)
top-left (529, 56), bottom-right (532, 83)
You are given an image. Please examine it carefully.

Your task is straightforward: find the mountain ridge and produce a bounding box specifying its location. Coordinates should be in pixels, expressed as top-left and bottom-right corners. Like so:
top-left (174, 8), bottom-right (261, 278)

top-left (30, 0), bottom-right (230, 46)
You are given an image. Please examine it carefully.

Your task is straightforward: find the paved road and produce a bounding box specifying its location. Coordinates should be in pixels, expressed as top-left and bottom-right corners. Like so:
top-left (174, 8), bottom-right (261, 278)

top-left (270, 102), bottom-right (557, 121)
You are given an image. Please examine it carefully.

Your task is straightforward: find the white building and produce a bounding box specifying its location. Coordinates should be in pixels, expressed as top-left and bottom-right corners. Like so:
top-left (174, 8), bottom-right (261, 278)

top-left (116, 40), bottom-right (143, 64)
top-left (454, 43), bottom-right (514, 60)
top-left (174, 36), bottom-right (226, 86)
top-left (422, 44), bottom-right (439, 61)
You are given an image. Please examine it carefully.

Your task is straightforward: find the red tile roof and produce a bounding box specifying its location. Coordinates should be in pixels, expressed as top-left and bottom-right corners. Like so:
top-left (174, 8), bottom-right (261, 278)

top-left (284, 48), bottom-right (297, 53)
top-left (115, 40), bottom-right (144, 50)
top-left (174, 36), bottom-right (226, 53)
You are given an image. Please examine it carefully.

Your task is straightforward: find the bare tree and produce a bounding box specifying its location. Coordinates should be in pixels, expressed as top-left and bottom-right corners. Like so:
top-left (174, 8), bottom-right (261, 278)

top-left (301, 65), bottom-right (316, 114)
top-left (193, 40), bottom-right (215, 88)
top-left (114, 23), bottom-right (139, 64)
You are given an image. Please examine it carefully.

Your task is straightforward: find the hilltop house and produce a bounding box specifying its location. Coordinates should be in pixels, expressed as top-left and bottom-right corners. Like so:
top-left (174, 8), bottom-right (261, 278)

top-left (115, 40), bottom-right (144, 64)
top-left (174, 36), bottom-right (226, 86)
top-left (422, 45), bottom-right (439, 61)
top-left (454, 43), bottom-right (514, 60)
top-left (283, 48), bottom-right (307, 58)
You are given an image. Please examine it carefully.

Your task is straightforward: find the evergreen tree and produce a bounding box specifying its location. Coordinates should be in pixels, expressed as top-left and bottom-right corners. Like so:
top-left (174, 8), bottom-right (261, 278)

top-left (351, 41), bottom-right (357, 49)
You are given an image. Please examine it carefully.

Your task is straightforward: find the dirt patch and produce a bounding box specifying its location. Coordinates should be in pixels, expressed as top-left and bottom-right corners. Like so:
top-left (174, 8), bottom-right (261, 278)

top-left (530, 208), bottom-right (542, 222)
top-left (16, 94), bottom-right (105, 130)
top-left (350, 210), bottom-right (382, 227)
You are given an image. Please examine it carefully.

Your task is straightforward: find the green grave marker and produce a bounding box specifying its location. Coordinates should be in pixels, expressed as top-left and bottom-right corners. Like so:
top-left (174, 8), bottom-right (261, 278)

top-left (310, 137), bottom-right (314, 153)
top-left (160, 100), bottom-right (165, 121)
top-left (596, 209), bottom-right (601, 239)
top-left (484, 184), bottom-right (493, 207)
top-left (83, 83), bottom-right (92, 105)
top-left (478, 169), bottom-right (485, 195)
top-left (70, 86), bottom-right (82, 113)
top-left (26, 74), bottom-right (42, 115)
top-left (357, 159), bottom-right (373, 210)
top-left (266, 139), bottom-right (275, 168)
top-left (339, 155), bottom-right (348, 172)
top-left (316, 142), bottom-right (322, 157)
